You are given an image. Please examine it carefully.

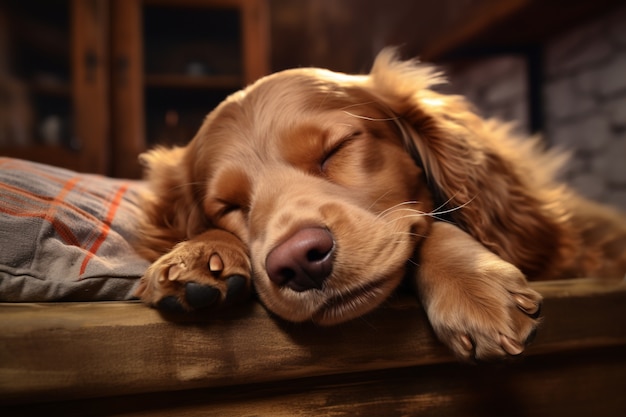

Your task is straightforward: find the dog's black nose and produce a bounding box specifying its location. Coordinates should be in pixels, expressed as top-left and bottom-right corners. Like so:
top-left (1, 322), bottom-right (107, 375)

top-left (266, 227), bottom-right (334, 292)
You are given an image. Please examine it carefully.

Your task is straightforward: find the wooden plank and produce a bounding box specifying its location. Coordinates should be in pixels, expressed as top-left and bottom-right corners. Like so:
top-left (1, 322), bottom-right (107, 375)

top-left (4, 347), bottom-right (625, 416)
top-left (110, 0), bottom-right (145, 179)
top-left (0, 278), bottom-right (625, 405)
top-left (144, 0), bottom-right (247, 8)
top-left (421, 0), bottom-right (625, 61)
top-left (72, 0), bottom-right (110, 174)
top-left (241, 0), bottom-right (270, 85)
top-left (421, 0), bottom-right (529, 61)
top-left (1, 146), bottom-right (83, 172)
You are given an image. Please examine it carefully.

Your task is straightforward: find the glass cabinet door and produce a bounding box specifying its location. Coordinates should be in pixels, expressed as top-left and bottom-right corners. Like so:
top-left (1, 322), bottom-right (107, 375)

top-left (0, 0), bottom-right (109, 174)
top-left (111, 0), bottom-right (268, 178)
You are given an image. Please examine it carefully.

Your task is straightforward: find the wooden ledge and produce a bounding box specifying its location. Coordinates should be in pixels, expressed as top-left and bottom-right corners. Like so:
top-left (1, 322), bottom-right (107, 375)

top-left (1, 278), bottom-right (625, 406)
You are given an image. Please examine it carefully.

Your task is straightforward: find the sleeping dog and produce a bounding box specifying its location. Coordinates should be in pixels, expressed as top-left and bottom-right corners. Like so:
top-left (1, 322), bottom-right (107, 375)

top-left (134, 49), bottom-right (626, 361)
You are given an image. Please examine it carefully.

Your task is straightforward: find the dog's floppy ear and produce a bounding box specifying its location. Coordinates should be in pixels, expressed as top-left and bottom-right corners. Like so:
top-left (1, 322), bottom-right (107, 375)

top-left (366, 49), bottom-right (572, 278)
top-left (136, 146), bottom-right (209, 261)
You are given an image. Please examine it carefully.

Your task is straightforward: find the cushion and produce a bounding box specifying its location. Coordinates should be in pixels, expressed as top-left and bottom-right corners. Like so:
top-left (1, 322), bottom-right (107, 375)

top-left (0, 157), bottom-right (149, 301)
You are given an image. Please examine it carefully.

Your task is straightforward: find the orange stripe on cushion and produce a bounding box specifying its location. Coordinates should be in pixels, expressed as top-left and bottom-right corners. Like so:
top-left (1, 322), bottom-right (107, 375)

top-left (45, 177), bottom-right (81, 245)
top-left (79, 183), bottom-right (130, 276)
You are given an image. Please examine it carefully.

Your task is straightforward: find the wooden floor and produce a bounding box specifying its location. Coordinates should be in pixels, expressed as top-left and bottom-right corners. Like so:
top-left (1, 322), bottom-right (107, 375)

top-left (1, 278), bottom-right (625, 416)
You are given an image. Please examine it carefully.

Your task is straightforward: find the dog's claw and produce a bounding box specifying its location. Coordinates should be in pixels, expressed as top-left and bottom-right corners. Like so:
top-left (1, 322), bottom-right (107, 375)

top-left (500, 335), bottom-right (524, 356)
top-left (209, 253), bottom-right (224, 274)
top-left (168, 264), bottom-right (185, 281)
top-left (514, 294), bottom-right (539, 315)
top-left (460, 334), bottom-right (474, 352)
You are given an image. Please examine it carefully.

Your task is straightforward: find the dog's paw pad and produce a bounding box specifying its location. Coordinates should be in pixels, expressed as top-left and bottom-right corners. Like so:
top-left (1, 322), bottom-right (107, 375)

top-left (226, 274), bottom-right (247, 297)
top-left (157, 295), bottom-right (186, 313)
top-left (138, 229), bottom-right (252, 314)
top-left (185, 282), bottom-right (221, 309)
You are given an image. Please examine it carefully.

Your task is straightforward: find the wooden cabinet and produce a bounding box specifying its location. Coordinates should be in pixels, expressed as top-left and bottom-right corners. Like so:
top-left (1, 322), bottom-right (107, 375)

top-left (112, 0), bottom-right (268, 178)
top-left (0, 0), bottom-right (268, 177)
top-left (0, 0), bottom-right (109, 174)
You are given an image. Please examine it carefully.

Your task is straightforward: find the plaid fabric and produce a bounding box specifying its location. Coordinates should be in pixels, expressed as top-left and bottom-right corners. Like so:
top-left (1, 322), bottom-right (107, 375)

top-left (0, 158), bottom-right (149, 301)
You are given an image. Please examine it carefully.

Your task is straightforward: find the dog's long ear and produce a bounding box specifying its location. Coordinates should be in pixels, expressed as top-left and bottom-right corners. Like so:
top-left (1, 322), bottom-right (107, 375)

top-left (136, 146), bottom-right (208, 261)
top-left (366, 49), bottom-right (572, 278)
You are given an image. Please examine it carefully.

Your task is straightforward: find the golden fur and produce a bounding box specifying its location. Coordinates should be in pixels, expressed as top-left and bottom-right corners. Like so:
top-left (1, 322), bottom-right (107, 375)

top-left (134, 49), bottom-right (626, 361)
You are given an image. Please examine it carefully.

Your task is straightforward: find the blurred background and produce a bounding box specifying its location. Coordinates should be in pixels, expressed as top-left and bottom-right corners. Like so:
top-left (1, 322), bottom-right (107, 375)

top-left (1, 0), bottom-right (625, 209)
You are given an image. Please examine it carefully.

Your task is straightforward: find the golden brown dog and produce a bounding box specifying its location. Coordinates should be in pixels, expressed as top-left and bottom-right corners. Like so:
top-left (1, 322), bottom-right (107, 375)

top-left (134, 49), bottom-right (626, 361)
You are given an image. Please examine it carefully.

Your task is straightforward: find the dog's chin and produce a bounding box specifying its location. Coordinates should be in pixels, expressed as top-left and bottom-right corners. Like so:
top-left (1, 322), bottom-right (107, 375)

top-left (311, 277), bottom-right (400, 325)
top-left (256, 273), bottom-right (403, 326)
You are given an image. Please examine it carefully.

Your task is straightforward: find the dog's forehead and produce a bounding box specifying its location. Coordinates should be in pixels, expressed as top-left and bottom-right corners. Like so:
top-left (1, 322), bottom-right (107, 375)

top-left (243, 68), bottom-right (368, 120)
top-left (207, 69), bottom-right (371, 157)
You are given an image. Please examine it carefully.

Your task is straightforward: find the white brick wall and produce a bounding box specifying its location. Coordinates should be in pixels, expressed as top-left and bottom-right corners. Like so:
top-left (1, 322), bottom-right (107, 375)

top-left (444, 55), bottom-right (529, 134)
top-left (545, 4), bottom-right (626, 209)
top-left (445, 4), bottom-right (626, 210)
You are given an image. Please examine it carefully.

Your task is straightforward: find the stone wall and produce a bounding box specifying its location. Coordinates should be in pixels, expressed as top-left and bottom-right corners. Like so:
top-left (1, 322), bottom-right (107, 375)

top-left (444, 55), bottom-right (530, 135)
top-left (444, 4), bottom-right (626, 210)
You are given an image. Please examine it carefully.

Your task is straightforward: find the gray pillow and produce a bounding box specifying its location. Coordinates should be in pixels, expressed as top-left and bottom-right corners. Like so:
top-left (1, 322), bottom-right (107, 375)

top-left (0, 157), bottom-right (149, 301)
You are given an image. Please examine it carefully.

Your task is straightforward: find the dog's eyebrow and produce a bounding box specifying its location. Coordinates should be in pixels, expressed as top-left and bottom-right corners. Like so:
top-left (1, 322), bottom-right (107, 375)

top-left (208, 167), bottom-right (251, 210)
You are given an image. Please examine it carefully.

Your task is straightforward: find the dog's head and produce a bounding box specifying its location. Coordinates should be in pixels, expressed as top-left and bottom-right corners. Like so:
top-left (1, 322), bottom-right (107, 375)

top-left (141, 49), bottom-right (567, 324)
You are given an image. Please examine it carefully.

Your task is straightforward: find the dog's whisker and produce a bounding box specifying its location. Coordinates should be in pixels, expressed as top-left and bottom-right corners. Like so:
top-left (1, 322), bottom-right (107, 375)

top-left (384, 192), bottom-right (463, 224)
top-left (430, 192), bottom-right (479, 217)
top-left (432, 190), bottom-right (463, 213)
top-left (375, 200), bottom-right (418, 219)
top-left (381, 194), bottom-right (478, 225)
top-left (339, 101), bottom-right (377, 111)
top-left (342, 110), bottom-right (400, 122)
top-left (386, 212), bottom-right (445, 225)
top-left (430, 196), bottom-right (477, 216)
top-left (315, 90), bottom-right (332, 113)
top-left (165, 180), bottom-right (206, 193)
top-left (368, 190), bottom-right (395, 212)
top-left (376, 191), bottom-right (478, 228)
top-left (406, 258), bottom-right (420, 267)
top-left (381, 206), bottom-right (426, 217)
top-left (393, 231), bottom-right (428, 239)
top-left (379, 208), bottom-right (429, 223)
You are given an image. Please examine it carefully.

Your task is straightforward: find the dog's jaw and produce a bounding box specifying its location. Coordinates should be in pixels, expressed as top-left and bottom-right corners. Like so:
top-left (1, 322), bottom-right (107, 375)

top-left (311, 273), bottom-right (404, 325)
top-left (249, 196), bottom-right (431, 325)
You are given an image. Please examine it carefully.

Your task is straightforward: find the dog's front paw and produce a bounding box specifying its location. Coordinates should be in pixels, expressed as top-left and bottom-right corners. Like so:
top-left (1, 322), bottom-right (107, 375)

top-left (135, 229), bottom-right (251, 313)
top-left (423, 262), bottom-right (542, 362)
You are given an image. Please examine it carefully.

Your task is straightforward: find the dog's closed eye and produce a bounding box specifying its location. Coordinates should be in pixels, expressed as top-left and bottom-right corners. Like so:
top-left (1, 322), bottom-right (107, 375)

top-left (216, 200), bottom-right (246, 218)
top-left (320, 131), bottom-right (363, 174)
